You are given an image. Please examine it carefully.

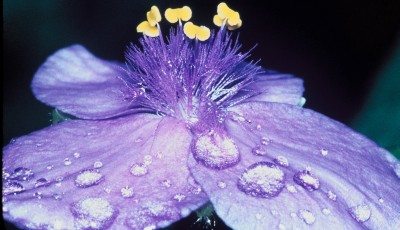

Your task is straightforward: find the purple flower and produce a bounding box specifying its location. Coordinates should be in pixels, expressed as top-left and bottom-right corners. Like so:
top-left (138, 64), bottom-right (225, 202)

top-left (3, 4), bottom-right (400, 230)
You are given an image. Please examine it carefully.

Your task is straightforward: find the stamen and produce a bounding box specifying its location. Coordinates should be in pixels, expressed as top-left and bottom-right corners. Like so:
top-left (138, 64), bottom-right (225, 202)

top-left (165, 6), bottom-right (192, 23)
top-left (214, 2), bottom-right (242, 30)
top-left (183, 22), bottom-right (211, 41)
top-left (146, 6), bottom-right (162, 26)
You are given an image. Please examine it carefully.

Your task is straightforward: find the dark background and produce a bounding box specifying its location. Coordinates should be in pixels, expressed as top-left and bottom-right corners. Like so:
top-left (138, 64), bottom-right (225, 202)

top-left (3, 0), bottom-right (400, 229)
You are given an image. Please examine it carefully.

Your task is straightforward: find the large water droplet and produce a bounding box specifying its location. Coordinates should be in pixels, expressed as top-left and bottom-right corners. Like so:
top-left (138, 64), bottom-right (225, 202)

top-left (298, 209), bottom-right (316, 225)
top-left (9, 167), bottom-right (34, 181)
top-left (348, 204), bottom-right (371, 223)
top-left (35, 178), bottom-right (50, 188)
top-left (237, 162), bottom-right (285, 198)
top-left (3, 181), bottom-right (25, 195)
top-left (121, 186), bottom-right (134, 198)
top-left (71, 197), bottom-right (116, 229)
top-left (130, 163), bottom-right (148, 176)
top-left (192, 132), bottom-right (240, 170)
top-left (75, 170), bottom-right (104, 188)
top-left (293, 170), bottom-right (320, 191)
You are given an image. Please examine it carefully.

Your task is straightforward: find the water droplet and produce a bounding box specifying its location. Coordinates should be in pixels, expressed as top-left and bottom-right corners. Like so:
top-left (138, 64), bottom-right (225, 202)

top-left (327, 190), bottom-right (337, 201)
top-left (286, 184), bottom-right (297, 193)
top-left (322, 208), bottom-right (331, 215)
top-left (33, 192), bottom-right (42, 199)
top-left (256, 124), bottom-right (262, 130)
top-left (298, 209), bottom-right (315, 225)
top-left (252, 145), bottom-right (267, 156)
top-left (320, 148), bottom-right (328, 156)
top-left (2, 169), bottom-right (10, 180)
top-left (121, 186), bottom-right (134, 198)
top-left (378, 197), bottom-right (384, 203)
top-left (173, 193), bottom-right (186, 202)
top-left (143, 155), bottom-right (153, 166)
top-left (130, 163), bottom-right (148, 176)
top-left (237, 162), bottom-right (285, 198)
top-left (53, 193), bottom-right (62, 200)
top-left (293, 170), bottom-right (320, 191)
top-left (93, 161), bottom-right (103, 169)
top-left (35, 143), bottom-right (43, 148)
top-left (47, 165), bottom-right (54, 170)
top-left (261, 137), bottom-right (271, 145)
top-left (278, 224), bottom-right (286, 230)
top-left (64, 158), bottom-right (72, 166)
top-left (71, 197), bottom-right (116, 229)
top-left (75, 170), bottom-right (104, 188)
top-left (10, 138), bottom-right (16, 144)
top-left (161, 179), bottom-right (172, 188)
top-left (348, 204), bottom-right (371, 223)
top-left (56, 176), bottom-right (64, 182)
top-left (271, 210), bottom-right (279, 216)
top-left (3, 181), bottom-right (25, 195)
top-left (255, 213), bottom-right (262, 220)
top-left (73, 152), bottom-right (81, 158)
top-left (9, 167), bottom-right (34, 181)
top-left (192, 132), bottom-right (240, 170)
top-left (104, 186), bottom-right (112, 194)
top-left (35, 178), bottom-right (50, 188)
top-left (273, 156), bottom-right (289, 167)
top-left (217, 181), bottom-right (226, 189)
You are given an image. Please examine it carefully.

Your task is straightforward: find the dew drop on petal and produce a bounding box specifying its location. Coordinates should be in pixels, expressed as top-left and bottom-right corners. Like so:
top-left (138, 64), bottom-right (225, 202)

top-left (273, 156), bottom-right (289, 167)
top-left (237, 162), bottom-right (285, 198)
top-left (71, 197), bottom-right (116, 230)
top-left (217, 181), bottom-right (226, 189)
top-left (9, 167), bottom-right (34, 181)
top-left (161, 179), bottom-right (172, 188)
top-left (192, 132), bottom-right (240, 170)
top-left (73, 152), bottom-right (81, 158)
top-left (130, 163), bottom-right (148, 176)
top-left (322, 208), bottom-right (331, 215)
top-left (64, 158), bottom-right (72, 166)
top-left (378, 197), bottom-right (384, 203)
top-left (93, 161), bottom-right (103, 169)
top-left (252, 145), bottom-right (267, 156)
top-left (320, 148), bottom-right (328, 156)
top-left (173, 193), bottom-right (186, 202)
top-left (255, 213), bottom-right (262, 220)
top-left (298, 209), bottom-right (316, 225)
top-left (286, 184), bottom-right (297, 193)
top-left (278, 223), bottom-right (286, 230)
top-left (75, 170), bottom-right (104, 188)
top-left (293, 170), bottom-right (320, 191)
top-left (135, 137), bottom-right (143, 143)
top-left (53, 193), bottom-right (62, 200)
top-left (121, 186), bottom-right (134, 198)
top-left (144, 155), bottom-right (153, 166)
top-left (3, 181), bottom-right (25, 195)
top-left (348, 204), bottom-right (371, 223)
top-left (33, 192), bottom-right (42, 199)
top-left (327, 190), bottom-right (337, 201)
top-left (35, 178), bottom-right (50, 188)
top-left (47, 165), bottom-right (54, 170)
top-left (261, 137), bottom-right (271, 145)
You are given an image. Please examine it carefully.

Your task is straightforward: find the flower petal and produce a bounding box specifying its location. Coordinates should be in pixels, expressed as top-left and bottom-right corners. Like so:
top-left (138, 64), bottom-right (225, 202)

top-left (188, 102), bottom-right (400, 229)
top-left (31, 45), bottom-right (135, 119)
top-left (3, 114), bottom-right (208, 229)
top-left (243, 70), bottom-right (304, 105)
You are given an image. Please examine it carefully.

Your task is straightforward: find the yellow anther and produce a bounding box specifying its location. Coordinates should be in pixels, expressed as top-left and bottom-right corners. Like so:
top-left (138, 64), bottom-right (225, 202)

top-left (214, 2), bottom-right (242, 30)
top-left (146, 6), bottom-right (162, 26)
top-left (165, 6), bottom-right (192, 23)
top-left (183, 22), bottom-right (211, 41)
top-left (137, 21), bottom-right (159, 37)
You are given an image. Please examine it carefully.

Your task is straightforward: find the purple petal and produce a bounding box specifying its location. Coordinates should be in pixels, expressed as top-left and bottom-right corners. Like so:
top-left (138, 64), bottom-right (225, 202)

top-left (188, 102), bottom-right (400, 229)
top-left (3, 114), bottom-right (208, 229)
top-left (31, 45), bottom-right (135, 119)
top-left (242, 71), bottom-right (304, 105)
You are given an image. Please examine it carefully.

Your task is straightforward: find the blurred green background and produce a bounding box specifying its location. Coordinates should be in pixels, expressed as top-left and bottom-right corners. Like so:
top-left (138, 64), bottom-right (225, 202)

top-left (3, 0), bottom-right (400, 229)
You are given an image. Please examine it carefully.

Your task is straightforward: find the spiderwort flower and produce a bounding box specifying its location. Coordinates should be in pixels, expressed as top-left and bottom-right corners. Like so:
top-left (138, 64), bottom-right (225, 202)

top-left (3, 2), bottom-right (400, 230)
